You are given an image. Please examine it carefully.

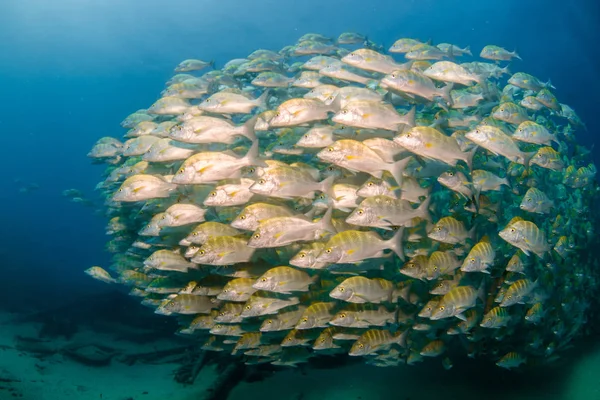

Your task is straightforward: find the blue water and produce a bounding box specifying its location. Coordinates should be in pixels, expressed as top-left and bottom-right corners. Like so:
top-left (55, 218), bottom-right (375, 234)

top-left (0, 0), bottom-right (599, 392)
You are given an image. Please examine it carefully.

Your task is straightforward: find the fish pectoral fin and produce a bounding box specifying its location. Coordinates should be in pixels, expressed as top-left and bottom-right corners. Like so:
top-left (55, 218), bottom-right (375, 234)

top-left (196, 165), bottom-right (212, 174)
top-left (455, 313), bottom-right (467, 321)
top-left (132, 185), bottom-right (146, 193)
top-left (345, 155), bottom-right (357, 160)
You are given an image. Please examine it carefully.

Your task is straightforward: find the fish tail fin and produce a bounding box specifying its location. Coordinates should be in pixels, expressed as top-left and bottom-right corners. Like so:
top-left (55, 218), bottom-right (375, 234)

top-left (240, 115), bottom-right (258, 141)
top-left (416, 195), bottom-right (432, 222)
top-left (256, 89), bottom-right (271, 109)
top-left (209, 60), bottom-right (216, 69)
top-left (513, 51), bottom-right (522, 60)
top-left (523, 151), bottom-right (536, 169)
top-left (403, 106), bottom-right (416, 128)
top-left (465, 147), bottom-right (477, 170)
top-left (476, 279), bottom-right (487, 303)
top-left (388, 156), bottom-right (411, 186)
top-left (447, 44), bottom-right (455, 60)
top-left (319, 174), bottom-right (336, 198)
top-left (440, 83), bottom-right (454, 107)
top-left (244, 139), bottom-right (268, 167)
top-left (394, 329), bottom-right (409, 347)
top-left (545, 79), bottom-right (556, 90)
top-left (327, 93), bottom-right (343, 113)
top-left (386, 226), bottom-right (405, 261)
top-left (464, 45), bottom-right (472, 56)
top-left (318, 206), bottom-right (337, 233)
top-left (467, 224), bottom-right (477, 242)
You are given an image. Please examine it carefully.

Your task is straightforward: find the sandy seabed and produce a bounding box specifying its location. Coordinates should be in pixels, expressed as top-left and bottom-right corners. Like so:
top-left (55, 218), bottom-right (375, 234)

top-left (1, 310), bottom-right (599, 400)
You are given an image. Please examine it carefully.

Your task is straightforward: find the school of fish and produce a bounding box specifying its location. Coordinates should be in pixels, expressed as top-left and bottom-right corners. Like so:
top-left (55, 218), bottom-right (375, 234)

top-left (85, 32), bottom-right (600, 370)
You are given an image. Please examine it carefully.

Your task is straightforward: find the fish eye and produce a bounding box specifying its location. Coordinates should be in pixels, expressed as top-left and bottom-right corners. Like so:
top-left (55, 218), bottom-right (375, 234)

top-left (210, 191), bottom-right (217, 197)
top-left (261, 277), bottom-right (267, 282)
top-left (253, 233), bottom-right (260, 239)
top-left (327, 166), bottom-right (335, 171)
top-left (245, 305), bottom-right (252, 310)
top-left (192, 232), bottom-right (198, 236)
top-left (438, 283), bottom-right (444, 288)
top-left (476, 129), bottom-right (480, 133)
top-left (276, 112), bottom-right (281, 117)
top-left (325, 248), bottom-right (332, 253)
top-left (339, 287), bottom-right (345, 292)
top-left (320, 338), bottom-right (326, 343)
top-left (267, 320), bottom-right (272, 324)
top-left (248, 167), bottom-right (255, 173)
top-left (259, 179), bottom-right (266, 184)
top-left (302, 317), bottom-right (308, 323)
top-left (178, 168), bottom-right (184, 174)
top-left (340, 313), bottom-right (346, 318)
top-left (433, 265), bottom-right (438, 271)
top-left (367, 182), bottom-right (374, 187)
top-left (304, 134), bottom-right (309, 138)
top-left (510, 228), bottom-right (516, 233)
top-left (199, 250), bottom-right (206, 255)
top-left (327, 147), bottom-right (334, 152)
top-left (118, 188), bottom-right (123, 192)
top-left (526, 198), bottom-right (531, 202)
top-left (341, 110), bottom-right (348, 114)
top-left (358, 343), bottom-right (364, 349)
top-left (439, 306), bottom-right (445, 311)
top-left (240, 215), bottom-right (246, 220)
top-left (469, 258), bottom-right (475, 264)
top-left (435, 226), bottom-right (442, 231)
top-left (448, 172), bottom-right (454, 176)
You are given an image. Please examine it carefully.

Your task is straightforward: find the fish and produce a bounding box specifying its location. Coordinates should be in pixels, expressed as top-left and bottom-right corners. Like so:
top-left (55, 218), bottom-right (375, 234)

top-left (461, 239), bottom-right (495, 274)
top-left (156, 294), bottom-right (219, 315)
top-left (84, 266), bottom-right (117, 284)
top-left (346, 195), bottom-right (431, 229)
top-left (465, 125), bottom-right (535, 166)
top-left (500, 279), bottom-right (538, 307)
top-left (144, 249), bottom-right (196, 273)
top-left (342, 48), bottom-right (412, 74)
top-left (175, 59), bottom-right (214, 72)
top-left (499, 220), bottom-right (551, 257)
top-left (198, 90), bottom-right (269, 114)
top-left (295, 302), bottom-right (337, 329)
top-left (329, 276), bottom-right (400, 304)
top-left (260, 306), bottom-right (307, 332)
top-left (191, 235), bottom-right (256, 265)
top-left (172, 141), bottom-right (266, 184)
top-left (394, 126), bottom-right (474, 168)
top-left (430, 284), bottom-right (484, 320)
top-left (330, 304), bottom-right (397, 328)
top-left (480, 45), bottom-right (521, 61)
top-left (317, 229), bottom-right (404, 264)
top-left (317, 139), bottom-right (411, 185)
top-left (519, 187), bottom-right (554, 214)
top-left (217, 278), bottom-right (258, 302)
top-left (113, 174), bottom-right (177, 202)
top-left (428, 216), bottom-right (474, 245)
top-left (247, 208), bottom-right (335, 248)
top-left (349, 329), bottom-right (407, 356)
top-left (253, 266), bottom-right (317, 294)
top-left (332, 101), bottom-right (415, 131)
top-left (269, 98), bottom-right (339, 127)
